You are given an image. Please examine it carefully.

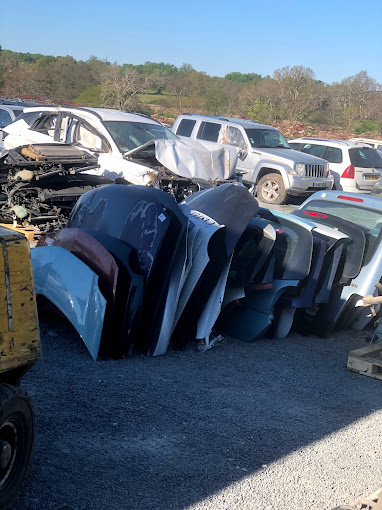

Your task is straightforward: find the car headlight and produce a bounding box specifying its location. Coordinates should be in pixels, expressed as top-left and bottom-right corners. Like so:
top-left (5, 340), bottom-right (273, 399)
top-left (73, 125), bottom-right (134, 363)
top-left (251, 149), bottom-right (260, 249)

top-left (291, 163), bottom-right (305, 176)
top-left (325, 162), bottom-right (330, 177)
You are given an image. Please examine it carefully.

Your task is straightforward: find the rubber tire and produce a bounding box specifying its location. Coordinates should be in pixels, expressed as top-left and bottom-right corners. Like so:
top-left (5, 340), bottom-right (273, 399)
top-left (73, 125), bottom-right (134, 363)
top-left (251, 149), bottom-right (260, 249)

top-left (0, 385), bottom-right (35, 510)
top-left (257, 173), bottom-right (288, 205)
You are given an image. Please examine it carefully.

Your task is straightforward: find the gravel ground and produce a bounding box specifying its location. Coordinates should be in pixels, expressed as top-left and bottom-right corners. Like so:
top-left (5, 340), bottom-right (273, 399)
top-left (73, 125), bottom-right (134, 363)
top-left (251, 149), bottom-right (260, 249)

top-left (12, 314), bottom-right (382, 510)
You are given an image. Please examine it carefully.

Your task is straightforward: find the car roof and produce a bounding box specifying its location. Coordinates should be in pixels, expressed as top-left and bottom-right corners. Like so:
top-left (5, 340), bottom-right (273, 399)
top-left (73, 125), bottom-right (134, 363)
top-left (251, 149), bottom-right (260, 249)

top-left (0, 104), bottom-right (24, 111)
top-left (288, 137), bottom-right (371, 148)
top-left (21, 106), bottom-right (161, 124)
top-left (178, 113), bottom-right (277, 131)
top-left (351, 137), bottom-right (382, 144)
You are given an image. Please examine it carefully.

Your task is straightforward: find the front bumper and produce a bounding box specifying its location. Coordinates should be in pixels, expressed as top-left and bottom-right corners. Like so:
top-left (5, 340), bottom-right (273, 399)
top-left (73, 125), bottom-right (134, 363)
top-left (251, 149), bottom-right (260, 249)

top-left (287, 175), bottom-right (333, 195)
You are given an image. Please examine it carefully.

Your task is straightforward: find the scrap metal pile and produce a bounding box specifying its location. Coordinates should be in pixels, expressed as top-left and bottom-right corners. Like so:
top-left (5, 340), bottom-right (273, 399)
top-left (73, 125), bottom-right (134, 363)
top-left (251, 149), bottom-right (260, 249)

top-left (31, 185), bottom-right (382, 360)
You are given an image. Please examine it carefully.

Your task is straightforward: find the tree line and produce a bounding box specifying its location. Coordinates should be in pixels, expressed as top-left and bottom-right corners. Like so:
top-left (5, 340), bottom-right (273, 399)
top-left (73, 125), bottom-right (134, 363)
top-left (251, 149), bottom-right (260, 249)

top-left (0, 46), bottom-right (381, 135)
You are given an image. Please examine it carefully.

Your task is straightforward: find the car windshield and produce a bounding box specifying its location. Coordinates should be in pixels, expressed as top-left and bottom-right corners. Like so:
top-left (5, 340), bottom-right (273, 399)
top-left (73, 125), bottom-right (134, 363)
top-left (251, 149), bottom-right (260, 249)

top-left (349, 148), bottom-right (382, 168)
top-left (104, 121), bottom-right (178, 152)
top-left (245, 128), bottom-right (290, 149)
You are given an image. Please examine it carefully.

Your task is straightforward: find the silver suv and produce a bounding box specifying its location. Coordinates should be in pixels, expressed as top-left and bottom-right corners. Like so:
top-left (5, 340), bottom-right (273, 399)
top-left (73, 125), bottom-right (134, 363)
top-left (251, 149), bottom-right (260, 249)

top-left (172, 114), bottom-right (332, 204)
top-left (289, 137), bottom-right (382, 193)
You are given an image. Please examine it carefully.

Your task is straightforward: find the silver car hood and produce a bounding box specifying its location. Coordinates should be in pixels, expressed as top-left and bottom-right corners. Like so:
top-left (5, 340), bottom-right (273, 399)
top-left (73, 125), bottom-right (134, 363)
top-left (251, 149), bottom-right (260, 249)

top-left (252, 147), bottom-right (326, 165)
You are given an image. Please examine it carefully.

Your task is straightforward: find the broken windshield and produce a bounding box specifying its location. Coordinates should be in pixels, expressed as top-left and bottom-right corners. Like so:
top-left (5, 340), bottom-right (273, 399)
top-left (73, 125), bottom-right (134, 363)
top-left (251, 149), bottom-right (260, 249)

top-left (245, 128), bottom-right (290, 149)
top-left (104, 121), bottom-right (178, 153)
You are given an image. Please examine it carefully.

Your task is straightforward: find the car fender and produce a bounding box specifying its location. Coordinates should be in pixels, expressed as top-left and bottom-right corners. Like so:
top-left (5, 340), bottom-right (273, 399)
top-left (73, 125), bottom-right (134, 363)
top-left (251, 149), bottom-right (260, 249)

top-left (31, 246), bottom-right (106, 360)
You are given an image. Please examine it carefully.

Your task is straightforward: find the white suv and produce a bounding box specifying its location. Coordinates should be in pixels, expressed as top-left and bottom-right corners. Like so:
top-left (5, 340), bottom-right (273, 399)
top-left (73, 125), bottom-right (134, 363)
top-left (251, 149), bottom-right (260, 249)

top-left (288, 138), bottom-right (382, 193)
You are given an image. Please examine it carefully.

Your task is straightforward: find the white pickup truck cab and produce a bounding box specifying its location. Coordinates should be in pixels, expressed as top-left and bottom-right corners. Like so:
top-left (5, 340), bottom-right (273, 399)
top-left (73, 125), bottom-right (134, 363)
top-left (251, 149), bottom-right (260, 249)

top-left (172, 114), bottom-right (333, 204)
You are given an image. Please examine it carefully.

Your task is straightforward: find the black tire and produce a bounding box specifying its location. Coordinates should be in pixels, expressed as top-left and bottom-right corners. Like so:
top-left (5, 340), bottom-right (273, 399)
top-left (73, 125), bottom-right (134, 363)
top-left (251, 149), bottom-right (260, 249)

top-left (257, 173), bottom-right (288, 205)
top-left (0, 385), bottom-right (35, 510)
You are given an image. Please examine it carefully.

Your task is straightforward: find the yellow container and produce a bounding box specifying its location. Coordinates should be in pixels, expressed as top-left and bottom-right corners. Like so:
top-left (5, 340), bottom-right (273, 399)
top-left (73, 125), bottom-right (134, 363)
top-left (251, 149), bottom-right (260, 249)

top-left (0, 226), bottom-right (41, 375)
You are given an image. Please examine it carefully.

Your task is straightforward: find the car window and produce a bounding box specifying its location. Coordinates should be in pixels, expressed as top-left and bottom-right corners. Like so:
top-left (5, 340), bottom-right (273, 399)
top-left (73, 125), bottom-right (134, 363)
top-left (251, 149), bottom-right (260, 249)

top-left (323, 146), bottom-right (343, 164)
top-left (244, 128), bottom-right (289, 148)
top-left (349, 148), bottom-right (382, 168)
top-left (19, 112), bottom-right (43, 127)
top-left (104, 120), bottom-right (177, 152)
top-left (0, 109), bottom-right (12, 128)
top-left (196, 121), bottom-right (221, 142)
top-left (13, 110), bottom-right (23, 119)
top-left (33, 114), bottom-right (59, 137)
top-left (222, 126), bottom-right (247, 149)
top-left (73, 121), bottom-right (107, 151)
top-left (288, 143), bottom-right (300, 150)
top-left (176, 119), bottom-right (196, 137)
top-left (301, 144), bottom-right (325, 158)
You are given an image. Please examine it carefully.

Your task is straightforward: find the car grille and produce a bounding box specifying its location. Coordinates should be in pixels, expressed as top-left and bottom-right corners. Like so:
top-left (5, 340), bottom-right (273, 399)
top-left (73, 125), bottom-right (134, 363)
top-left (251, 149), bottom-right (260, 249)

top-left (304, 164), bottom-right (326, 178)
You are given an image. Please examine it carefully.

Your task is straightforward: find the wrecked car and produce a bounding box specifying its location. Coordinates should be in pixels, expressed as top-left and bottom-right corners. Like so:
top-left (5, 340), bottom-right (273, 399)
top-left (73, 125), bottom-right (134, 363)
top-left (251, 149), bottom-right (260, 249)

top-left (3, 106), bottom-right (239, 203)
top-left (0, 143), bottom-right (113, 232)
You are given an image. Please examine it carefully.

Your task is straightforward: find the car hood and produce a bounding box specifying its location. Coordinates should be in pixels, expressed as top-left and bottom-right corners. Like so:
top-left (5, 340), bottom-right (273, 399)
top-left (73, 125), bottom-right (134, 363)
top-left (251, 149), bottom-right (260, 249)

top-left (252, 147), bottom-right (326, 165)
top-left (127, 138), bottom-right (238, 181)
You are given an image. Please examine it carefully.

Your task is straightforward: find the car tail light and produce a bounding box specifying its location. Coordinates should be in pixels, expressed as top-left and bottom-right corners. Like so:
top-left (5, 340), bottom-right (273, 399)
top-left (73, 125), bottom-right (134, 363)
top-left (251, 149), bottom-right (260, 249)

top-left (303, 211), bottom-right (328, 218)
top-left (337, 195), bottom-right (363, 203)
top-left (341, 165), bottom-right (355, 179)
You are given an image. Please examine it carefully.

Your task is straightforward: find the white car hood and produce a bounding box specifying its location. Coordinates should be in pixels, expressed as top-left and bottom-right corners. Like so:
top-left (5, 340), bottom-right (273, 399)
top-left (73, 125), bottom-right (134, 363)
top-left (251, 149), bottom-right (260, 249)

top-left (153, 138), bottom-right (238, 181)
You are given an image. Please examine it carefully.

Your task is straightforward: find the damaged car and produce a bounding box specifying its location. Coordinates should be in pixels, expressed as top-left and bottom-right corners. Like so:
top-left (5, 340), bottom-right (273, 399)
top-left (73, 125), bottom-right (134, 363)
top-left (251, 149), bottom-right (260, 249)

top-left (0, 143), bottom-right (113, 232)
top-left (3, 106), bottom-right (239, 203)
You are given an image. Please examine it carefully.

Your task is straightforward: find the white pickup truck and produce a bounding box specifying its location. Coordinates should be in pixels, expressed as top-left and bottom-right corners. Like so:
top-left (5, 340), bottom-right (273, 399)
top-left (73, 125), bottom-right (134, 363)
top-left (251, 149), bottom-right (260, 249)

top-left (172, 114), bottom-right (334, 204)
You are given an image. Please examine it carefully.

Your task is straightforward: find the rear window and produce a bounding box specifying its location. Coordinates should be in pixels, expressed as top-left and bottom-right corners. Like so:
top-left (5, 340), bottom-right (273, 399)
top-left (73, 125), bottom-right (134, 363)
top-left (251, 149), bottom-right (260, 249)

top-left (299, 199), bottom-right (382, 264)
top-left (176, 119), bottom-right (196, 137)
top-left (299, 199), bottom-right (382, 230)
top-left (196, 121), bottom-right (221, 142)
top-left (349, 148), bottom-right (382, 168)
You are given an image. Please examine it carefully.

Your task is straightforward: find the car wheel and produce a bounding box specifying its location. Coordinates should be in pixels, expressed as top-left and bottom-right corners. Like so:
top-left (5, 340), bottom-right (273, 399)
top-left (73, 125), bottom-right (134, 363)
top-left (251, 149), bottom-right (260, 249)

top-left (257, 173), bottom-right (288, 205)
top-left (0, 385), bottom-right (35, 510)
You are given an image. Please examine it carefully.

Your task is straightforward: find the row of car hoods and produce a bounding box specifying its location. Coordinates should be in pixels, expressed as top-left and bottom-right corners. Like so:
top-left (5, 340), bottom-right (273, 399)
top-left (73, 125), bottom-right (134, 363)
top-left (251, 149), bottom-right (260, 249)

top-left (30, 184), bottom-right (382, 360)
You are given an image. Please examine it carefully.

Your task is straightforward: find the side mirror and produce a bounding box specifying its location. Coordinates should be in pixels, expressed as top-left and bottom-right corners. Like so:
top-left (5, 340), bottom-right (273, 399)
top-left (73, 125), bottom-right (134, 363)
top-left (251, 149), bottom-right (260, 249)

top-left (238, 148), bottom-right (248, 160)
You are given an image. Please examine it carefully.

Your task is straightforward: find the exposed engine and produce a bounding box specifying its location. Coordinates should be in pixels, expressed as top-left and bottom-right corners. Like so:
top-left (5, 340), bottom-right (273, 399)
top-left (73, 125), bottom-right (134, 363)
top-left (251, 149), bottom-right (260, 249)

top-left (0, 144), bottom-right (113, 232)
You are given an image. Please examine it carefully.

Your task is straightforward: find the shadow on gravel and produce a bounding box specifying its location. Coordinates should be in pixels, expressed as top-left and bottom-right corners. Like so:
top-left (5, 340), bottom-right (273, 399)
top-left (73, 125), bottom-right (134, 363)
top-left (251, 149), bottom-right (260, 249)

top-left (13, 314), bottom-right (382, 510)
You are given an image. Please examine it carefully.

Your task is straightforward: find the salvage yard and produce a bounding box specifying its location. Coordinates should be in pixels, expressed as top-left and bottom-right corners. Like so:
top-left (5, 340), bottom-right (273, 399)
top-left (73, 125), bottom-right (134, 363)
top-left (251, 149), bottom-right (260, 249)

top-left (13, 314), bottom-right (382, 510)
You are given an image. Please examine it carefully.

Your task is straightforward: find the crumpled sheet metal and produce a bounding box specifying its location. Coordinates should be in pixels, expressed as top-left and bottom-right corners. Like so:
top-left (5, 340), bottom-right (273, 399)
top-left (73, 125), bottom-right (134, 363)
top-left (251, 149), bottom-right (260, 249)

top-left (154, 138), bottom-right (238, 181)
top-left (31, 246), bottom-right (106, 360)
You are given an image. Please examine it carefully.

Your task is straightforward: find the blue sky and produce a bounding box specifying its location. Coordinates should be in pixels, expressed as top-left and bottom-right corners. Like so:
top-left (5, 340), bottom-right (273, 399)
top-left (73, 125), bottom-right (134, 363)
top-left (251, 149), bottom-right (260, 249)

top-left (2, 0), bottom-right (382, 83)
